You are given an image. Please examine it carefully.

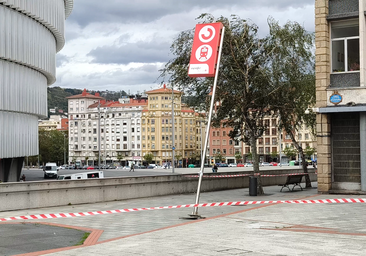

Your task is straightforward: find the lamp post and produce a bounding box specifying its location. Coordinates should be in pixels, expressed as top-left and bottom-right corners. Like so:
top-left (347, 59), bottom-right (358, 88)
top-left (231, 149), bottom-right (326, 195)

top-left (63, 133), bottom-right (66, 165)
top-left (171, 85), bottom-right (175, 173)
top-left (98, 101), bottom-right (101, 170)
top-left (103, 108), bottom-right (112, 168)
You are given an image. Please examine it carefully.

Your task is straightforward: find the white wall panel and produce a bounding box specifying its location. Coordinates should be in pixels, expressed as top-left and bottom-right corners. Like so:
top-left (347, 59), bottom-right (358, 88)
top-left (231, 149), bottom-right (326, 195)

top-left (0, 0), bottom-right (72, 158)
top-left (0, 0), bottom-right (73, 51)
top-left (0, 111), bottom-right (39, 158)
top-left (0, 60), bottom-right (47, 116)
top-left (0, 5), bottom-right (56, 84)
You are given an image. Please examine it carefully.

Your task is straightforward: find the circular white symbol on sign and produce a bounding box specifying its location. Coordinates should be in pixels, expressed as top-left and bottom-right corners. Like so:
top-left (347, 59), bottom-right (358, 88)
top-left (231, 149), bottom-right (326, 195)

top-left (195, 45), bottom-right (212, 62)
top-left (198, 25), bottom-right (216, 43)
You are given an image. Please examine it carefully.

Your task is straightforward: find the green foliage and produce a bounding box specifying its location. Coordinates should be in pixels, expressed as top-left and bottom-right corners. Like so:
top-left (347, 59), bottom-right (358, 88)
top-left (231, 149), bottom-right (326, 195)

top-left (235, 152), bottom-right (242, 161)
top-left (283, 146), bottom-right (297, 159)
top-left (48, 87), bottom-right (78, 116)
top-left (214, 151), bottom-right (226, 162)
top-left (116, 153), bottom-right (123, 164)
top-left (39, 129), bottom-right (68, 165)
top-left (304, 146), bottom-right (316, 158)
top-left (160, 14), bottom-right (315, 191)
top-left (143, 153), bottom-right (154, 164)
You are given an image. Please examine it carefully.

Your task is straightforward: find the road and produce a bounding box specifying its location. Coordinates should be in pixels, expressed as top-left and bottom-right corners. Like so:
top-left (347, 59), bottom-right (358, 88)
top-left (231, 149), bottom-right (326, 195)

top-left (19, 165), bottom-right (310, 182)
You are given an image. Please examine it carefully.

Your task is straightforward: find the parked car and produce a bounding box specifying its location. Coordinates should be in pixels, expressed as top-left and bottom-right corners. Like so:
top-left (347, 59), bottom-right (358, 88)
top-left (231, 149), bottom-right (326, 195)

top-left (260, 162), bottom-right (271, 166)
top-left (87, 166), bottom-right (94, 170)
top-left (228, 163), bottom-right (237, 167)
top-left (188, 164), bottom-right (196, 168)
top-left (244, 163), bottom-right (253, 167)
top-left (269, 162), bottom-right (278, 166)
top-left (219, 163), bottom-right (228, 167)
top-left (82, 165), bottom-right (88, 169)
top-left (237, 163), bottom-right (245, 167)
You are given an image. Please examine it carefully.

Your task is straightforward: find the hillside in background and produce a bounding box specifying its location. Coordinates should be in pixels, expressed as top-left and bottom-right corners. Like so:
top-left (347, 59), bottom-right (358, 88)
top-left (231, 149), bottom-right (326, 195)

top-left (47, 87), bottom-right (128, 117)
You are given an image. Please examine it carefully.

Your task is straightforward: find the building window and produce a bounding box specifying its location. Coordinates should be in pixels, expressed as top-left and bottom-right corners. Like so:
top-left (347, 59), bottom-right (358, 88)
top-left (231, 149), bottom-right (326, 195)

top-left (331, 19), bottom-right (359, 73)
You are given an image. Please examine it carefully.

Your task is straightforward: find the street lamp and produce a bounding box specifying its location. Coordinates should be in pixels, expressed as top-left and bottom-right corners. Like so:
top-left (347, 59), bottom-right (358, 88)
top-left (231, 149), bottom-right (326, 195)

top-left (104, 108), bottom-right (112, 168)
top-left (98, 100), bottom-right (101, 170)
top-left (171, 85), bottom-right (175, 173)
top-left (63, 133), bottom-right (66, 165)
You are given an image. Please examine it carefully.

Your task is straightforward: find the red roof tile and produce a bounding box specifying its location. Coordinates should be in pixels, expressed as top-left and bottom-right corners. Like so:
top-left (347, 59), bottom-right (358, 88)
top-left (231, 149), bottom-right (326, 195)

top-left (66, 89), bottom-right (105, 100)
top-left (146, 84), bottom-right (181, 94)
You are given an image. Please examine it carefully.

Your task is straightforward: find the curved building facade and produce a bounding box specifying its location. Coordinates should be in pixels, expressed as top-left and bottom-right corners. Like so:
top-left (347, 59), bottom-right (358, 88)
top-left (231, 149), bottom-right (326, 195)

top-left (0, 0), bottom-right (73, 181)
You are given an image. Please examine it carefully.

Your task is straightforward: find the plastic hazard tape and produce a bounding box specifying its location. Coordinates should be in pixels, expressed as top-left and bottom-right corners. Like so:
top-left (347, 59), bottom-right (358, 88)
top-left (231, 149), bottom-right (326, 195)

top-left (0, 198), bottom-right (365, 222)
top-left (185, 173), bottom-right (317, 178)
top-left (260, 173), bottom-right (316, 177)
top-left (185, 174), bottom-right (252, 178)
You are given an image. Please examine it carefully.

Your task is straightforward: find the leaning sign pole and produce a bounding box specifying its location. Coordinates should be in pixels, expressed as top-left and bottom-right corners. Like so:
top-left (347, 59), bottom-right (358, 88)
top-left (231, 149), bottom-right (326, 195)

top-left (186, 22), bottom-right (225, 218)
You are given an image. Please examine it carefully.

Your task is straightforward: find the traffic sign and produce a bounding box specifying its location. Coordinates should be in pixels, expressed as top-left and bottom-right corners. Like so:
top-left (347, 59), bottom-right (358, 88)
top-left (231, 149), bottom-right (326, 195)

top-left (172, 146), bottom-right (175, 150)
top-left (188, 23), bottom-right (223, 77)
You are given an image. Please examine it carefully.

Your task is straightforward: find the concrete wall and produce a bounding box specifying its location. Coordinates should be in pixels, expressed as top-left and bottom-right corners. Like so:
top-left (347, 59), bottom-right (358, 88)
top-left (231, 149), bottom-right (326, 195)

top-left (0, 169), bottom-right (317, 212)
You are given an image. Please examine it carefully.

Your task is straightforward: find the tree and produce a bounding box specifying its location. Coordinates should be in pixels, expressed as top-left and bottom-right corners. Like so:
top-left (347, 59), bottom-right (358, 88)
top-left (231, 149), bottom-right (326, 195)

top-left (160, 14), bottom-right (315, 194)
top-left (283, 146), bottom-right (297, 160)
top-left (160, 14), bottom-right (275, 194)
top-left (175, 153), bottom-right (182, 167)
top-left (270, 150), bottom-right (278, 161)
top-left (143, 153), bottom-right (154, 165)
top-left (304, 146), bottom-right (316, 160)
top-left (214, 151), bottom-right (225, 163)
top-left (116, 153), bottom-right (123, 166)
top-left (39, 129), bottom-right (68, 165)
top-left (267, 18), bottom-right (316, 187)
top-left (235, 152), bottom-right (243, 163)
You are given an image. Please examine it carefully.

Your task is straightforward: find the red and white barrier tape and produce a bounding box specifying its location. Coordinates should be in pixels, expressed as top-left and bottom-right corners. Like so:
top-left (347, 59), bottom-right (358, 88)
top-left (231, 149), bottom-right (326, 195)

top-left (185, 173), bottom-right (317, 178)
top-left (260, 173), bottom-right (315, 177)
top-left (185, 174), bottom-right (252, 178)
top-left (1, 198), bottom-right (364, 222)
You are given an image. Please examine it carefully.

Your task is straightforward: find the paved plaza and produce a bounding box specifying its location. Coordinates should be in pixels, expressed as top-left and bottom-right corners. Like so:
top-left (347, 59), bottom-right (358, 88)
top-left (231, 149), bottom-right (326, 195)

top-left (1, 182), bottom-right (366, 255)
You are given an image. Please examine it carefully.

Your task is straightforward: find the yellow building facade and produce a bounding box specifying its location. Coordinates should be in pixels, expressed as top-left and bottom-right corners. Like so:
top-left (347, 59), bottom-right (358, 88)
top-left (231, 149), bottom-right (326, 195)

top-left (141, 85), bottom-right (203, 166)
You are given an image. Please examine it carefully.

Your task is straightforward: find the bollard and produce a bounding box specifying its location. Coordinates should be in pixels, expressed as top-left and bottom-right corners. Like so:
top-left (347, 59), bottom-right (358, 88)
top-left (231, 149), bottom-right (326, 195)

top-left (249, 176), bottom-right (257, 196)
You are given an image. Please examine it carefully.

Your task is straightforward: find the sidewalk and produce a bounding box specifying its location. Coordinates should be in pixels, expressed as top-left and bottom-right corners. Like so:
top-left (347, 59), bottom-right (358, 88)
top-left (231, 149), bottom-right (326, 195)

top-left (1, 182), bottom-right (366, 255)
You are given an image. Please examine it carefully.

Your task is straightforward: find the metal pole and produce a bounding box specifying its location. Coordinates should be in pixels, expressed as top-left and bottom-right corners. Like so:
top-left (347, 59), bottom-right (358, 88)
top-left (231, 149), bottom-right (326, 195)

top-left (200, 120), bottom-right (203, 166)
top-left (104, 109), bottom-right (107, 168)
top-left (172, 85), bottom-right (175, 173)
top-left (98, 101), bottom-right (101, 170)
top-left (192, 26), bottom-right (225, 216)
top-left (279, 115), bottom-right (282, 167)
top-left (63, 134), bottom-right (66, 165)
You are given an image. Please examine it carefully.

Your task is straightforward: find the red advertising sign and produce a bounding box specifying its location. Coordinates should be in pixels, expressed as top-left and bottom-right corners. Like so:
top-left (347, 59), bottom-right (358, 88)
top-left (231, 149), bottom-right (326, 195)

top-left (188, 22), bottom-right (223, 77)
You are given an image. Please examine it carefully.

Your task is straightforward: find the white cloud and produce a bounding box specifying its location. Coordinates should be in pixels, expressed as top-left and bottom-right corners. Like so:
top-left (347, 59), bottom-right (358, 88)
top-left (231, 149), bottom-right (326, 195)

top-left (54, 0), bottom-right (315, 93)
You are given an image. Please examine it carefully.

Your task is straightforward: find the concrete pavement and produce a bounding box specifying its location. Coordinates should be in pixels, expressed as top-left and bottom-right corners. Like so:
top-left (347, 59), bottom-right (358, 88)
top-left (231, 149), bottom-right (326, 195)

top-left (1, 181), bottom-right (366, 255)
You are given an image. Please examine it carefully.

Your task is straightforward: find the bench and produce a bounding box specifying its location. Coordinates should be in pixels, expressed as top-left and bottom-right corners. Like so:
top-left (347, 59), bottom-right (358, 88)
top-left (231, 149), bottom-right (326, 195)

top-left (279, 174), bottom-right (304, 192)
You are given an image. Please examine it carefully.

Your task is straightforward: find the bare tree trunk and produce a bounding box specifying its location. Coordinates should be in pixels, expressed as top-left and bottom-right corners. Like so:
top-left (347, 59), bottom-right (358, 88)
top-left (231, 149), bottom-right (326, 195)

top-left (251, 135), bottom-right (264, 195)
top-left (289, 131), bottom-right (312, 188)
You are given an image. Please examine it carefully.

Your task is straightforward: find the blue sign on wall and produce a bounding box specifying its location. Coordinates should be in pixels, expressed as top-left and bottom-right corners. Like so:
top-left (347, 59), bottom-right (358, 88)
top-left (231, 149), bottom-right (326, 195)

top-left (329, 91), bottom-right (342, 105)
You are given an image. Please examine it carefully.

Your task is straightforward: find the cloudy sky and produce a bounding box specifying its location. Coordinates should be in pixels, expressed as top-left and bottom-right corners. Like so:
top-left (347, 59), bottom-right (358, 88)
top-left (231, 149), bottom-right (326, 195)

top-left (53, 0), bottom-right (315, 94)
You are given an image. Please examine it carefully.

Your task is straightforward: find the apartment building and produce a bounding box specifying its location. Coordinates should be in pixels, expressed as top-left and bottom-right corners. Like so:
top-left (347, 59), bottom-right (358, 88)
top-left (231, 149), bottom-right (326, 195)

top-left (38, 115), bottom-right (68, 131)
top-left (67, 89), bottom-right (147, 166)
top-left (141, 85), bottom-right (203, 167)
top-left (315, 0), bottom-right (366, 192)
top-left (210, 126), bottom-right (242, 164)
top-left (210, 117), bottom-right (316, 164)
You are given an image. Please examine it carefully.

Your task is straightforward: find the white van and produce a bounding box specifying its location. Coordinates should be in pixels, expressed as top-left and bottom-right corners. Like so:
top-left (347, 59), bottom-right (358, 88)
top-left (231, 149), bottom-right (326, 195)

top-left (57, 171), bottom-right (104, 180)
top-left (44, 163), bottom-right (58, 179)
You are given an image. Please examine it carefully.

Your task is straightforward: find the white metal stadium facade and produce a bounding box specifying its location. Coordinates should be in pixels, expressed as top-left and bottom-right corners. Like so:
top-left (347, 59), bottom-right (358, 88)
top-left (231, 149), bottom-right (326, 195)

top-left (0, 0), bottom-right (73, 181)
